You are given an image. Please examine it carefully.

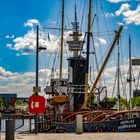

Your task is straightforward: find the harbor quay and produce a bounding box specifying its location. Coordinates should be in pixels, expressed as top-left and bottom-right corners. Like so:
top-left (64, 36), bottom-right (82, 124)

top-left (1, 132), bottom-right (140, 140)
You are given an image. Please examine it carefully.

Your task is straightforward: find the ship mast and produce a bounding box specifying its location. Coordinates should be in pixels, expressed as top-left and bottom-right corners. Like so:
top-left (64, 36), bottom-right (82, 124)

top-left (129, 35), bottom-right (132, 110)
top-left (82, 26), bottom-right (123, 109)
top-left (83, 0), bottom-right (92, 108)
top-left (117, 39), bottom-right (121, 111)
top-left (60, 0), bottom-right (64, 80)
top-left (67, 4), bottom-right (84, 56)
top-left (66, 4), bottom-right (85, 111)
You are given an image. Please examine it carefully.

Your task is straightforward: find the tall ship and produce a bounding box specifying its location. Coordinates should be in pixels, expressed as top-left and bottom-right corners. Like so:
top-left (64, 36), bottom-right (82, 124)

top-left (42, 0), bottom-right (140, 132)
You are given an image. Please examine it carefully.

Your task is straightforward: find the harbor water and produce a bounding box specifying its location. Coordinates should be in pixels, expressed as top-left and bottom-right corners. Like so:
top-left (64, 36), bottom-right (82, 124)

top-left (0, 119), bottom-right (34, 132)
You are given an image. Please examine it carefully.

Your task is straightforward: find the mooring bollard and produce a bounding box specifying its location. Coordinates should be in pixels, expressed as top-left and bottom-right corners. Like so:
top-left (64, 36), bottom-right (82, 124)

top-left (76, 115), bottom-right (83, 134)
top-left (6, 119), bottom-right (15, 140)
top-left (29, 117), bottom-right (32, 133)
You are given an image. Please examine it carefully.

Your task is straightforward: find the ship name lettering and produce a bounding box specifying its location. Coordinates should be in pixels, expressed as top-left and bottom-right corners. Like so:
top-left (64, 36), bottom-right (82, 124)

top-left (120, 120), bottom-right (134, 125)
top-left (118, 124), bottom-right (136, 130)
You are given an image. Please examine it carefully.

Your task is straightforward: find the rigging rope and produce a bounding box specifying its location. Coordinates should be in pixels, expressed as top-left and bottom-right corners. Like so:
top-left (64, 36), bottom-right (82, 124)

top-left (99, 0), bottom-right (117, 66)
top-left (91, 34), bottom-right (99, 73)
top-left (94, 0), bottom-right (106, 87)
top-left (65, 0), bottom-right (71, 28)
top-left (80, 0), bottom-right (86, 31)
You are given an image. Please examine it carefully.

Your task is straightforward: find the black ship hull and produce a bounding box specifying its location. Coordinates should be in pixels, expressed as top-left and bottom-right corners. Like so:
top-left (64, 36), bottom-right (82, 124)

top-left (55, 117), bottom-right (140, 132)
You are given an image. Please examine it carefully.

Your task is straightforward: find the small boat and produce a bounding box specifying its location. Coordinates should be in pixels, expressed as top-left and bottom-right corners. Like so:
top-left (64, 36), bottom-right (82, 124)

top-left (48, 95), bottom-right (67, 106)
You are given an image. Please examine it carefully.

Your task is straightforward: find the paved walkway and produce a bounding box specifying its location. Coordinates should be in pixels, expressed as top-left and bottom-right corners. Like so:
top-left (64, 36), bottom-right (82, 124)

top-left (1, 133), bottom-right (140, 140)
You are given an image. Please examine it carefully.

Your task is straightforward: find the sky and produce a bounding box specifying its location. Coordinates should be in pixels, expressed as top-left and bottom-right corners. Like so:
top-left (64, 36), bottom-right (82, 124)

top-left (0, 0), bottom-right (140, 98)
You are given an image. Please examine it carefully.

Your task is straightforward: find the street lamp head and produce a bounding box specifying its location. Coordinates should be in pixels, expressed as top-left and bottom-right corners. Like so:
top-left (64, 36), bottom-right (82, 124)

top-left (38, 47), bottom-right (46, 50)
top-left (38, 47), bottom-right (46, 52)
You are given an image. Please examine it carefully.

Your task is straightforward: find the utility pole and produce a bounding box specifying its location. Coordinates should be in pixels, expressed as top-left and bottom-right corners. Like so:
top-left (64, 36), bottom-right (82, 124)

top-left (34, 25), bottom-right (46, 134)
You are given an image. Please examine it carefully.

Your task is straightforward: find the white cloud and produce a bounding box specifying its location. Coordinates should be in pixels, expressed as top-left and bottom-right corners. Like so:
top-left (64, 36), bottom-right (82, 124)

top-left (105, 13), bottom-right (115, 17)
top-left (98, 37), bottom-right (107, 45)
top-left (117, 22), bottom-right (124, 26)
top-left (123, 4), bottom-right (140, 25)
top-left (115, 3), bottom-right (130, 16)
top-left (12, 27), bottom-right (72, 55)
top-left (0, 60), bottom-right (140, 98)
top-left (117, 22), bottom-right (128, 28)
top-left (107, 0), bottom-right (132, 3)
top-left (16, 53), bottom-right (20, 56)
top-left (90, 62), bottom-right (140, 98)
top-left (0, 66), bottom-right (35, 85)
top-left (6, 43), bottom-right (12, 48)
top-left (95, 37), bottom-right (107, 47)
top-left (0, 67), bottom-right (13, 77)
top-left (0, 66), bottom-right (68, 97)
top-left (24, 19), bottom-right (39, 27)
top-left (12, 29), bottom-right (42, 55)
top-left (110, 3), bottom-right (140, 25)
top-left (6, 19), bottom-right (85, 56)
top-left (5, 35), bottom-right (14, 39)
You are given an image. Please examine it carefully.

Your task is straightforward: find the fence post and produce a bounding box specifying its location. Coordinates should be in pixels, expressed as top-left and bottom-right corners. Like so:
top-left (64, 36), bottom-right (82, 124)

top-left (6, 119), bottom-right (15, 140)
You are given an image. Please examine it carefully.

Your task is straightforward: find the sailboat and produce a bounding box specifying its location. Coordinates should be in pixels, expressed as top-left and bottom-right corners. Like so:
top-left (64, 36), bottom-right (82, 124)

top-left (43, 0), bottom-right (140, 132)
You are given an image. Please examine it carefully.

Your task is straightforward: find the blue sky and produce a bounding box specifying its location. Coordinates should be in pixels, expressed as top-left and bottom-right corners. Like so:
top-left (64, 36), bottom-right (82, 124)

top-left (0, 0), bottom-right (140, 72)
top-left (0, 0), bottom-right (140, 97)
top-left (0, 0), bottom-right (59, 72)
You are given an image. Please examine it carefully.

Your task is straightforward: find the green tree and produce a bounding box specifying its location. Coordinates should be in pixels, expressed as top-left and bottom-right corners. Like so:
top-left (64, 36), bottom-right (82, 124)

top-left (120, 98), bottom-right (128, 109)
top-left (131, 96), bottom-right (140, 108)
top-left (15, 100), bottom-right (23, 106)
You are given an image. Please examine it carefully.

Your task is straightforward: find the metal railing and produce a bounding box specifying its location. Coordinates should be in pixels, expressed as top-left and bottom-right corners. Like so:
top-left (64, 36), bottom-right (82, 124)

top-left (0, 113), bottom-right (57, 135)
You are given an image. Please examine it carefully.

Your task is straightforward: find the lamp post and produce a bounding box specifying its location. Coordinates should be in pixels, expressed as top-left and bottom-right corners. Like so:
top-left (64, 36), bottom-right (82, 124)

top-left (34, 25), bottom-right (46, 134)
